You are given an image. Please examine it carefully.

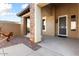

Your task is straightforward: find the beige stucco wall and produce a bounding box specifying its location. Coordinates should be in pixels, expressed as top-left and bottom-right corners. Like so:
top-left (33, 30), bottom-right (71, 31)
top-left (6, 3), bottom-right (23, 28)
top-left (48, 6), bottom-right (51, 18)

top-left (41, 3), bottom-right (79, 39)
top-left (41, 5), bottom-right (55, 36)
top-left (42, 16), bottom-right (55, 36)
top-left (35, 4), bottom-right (42, 42)
top-left (0, 22), bottom-right (21, 36)
top-left (41, 4), bottom-right (52, 17)
top-left (55, 4), bottom-right (79, 38)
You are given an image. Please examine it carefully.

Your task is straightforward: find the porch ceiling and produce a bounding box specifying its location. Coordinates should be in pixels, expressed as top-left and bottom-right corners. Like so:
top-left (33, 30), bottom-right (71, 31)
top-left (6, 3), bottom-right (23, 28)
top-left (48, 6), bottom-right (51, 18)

top-left (38, 3), bottom-right (49, 7)
top-left (39, 3), bottom-right (77, 7)
top-left (22, 12), bottom-right (30, 18)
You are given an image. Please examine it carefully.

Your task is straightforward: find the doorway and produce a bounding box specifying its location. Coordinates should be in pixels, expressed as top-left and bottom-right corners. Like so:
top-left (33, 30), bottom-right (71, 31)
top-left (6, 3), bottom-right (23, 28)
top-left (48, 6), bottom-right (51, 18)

top-left (24, 17), bottom-right (30, 37)
top-left (58, 15), bottom-right (68, 37)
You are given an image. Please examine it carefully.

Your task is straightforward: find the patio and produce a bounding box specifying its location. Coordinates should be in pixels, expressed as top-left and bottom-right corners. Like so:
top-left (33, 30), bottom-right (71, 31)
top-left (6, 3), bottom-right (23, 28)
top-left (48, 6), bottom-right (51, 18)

top-left (0, 36), bottom-right (79, 56)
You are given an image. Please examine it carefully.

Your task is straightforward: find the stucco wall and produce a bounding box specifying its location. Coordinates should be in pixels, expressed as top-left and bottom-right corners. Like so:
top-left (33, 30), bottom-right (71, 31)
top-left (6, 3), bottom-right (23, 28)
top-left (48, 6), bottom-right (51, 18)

top-left (55, 4), bottom-right (79, 38)
top-left (34, 4), bottom-right (42, 42)
top-left (41, 4), bottom-right (52, 17)
top-left (0, 22), bottom-right (21, 36)
top-left (41, 3), bottom-right (79, 39)
top-left (41, 5), bottom-right (55, 36)
top-left (43, 16), bottom-right (55, 36)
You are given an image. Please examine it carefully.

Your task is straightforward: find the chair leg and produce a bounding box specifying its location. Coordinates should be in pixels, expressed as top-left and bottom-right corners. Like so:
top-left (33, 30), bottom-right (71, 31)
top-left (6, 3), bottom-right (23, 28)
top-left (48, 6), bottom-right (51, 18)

top-left (6, 37), bottom-right (10, 42)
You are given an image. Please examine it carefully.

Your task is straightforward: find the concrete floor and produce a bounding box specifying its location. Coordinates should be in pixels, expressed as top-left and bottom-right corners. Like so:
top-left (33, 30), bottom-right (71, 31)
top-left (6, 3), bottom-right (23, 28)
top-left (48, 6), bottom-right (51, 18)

top-left (0, 36), bottom-right (79, 56)
top-left (39, 36), bottom-right (79, 56)
top-left (0, 37), bottom-right (61, 56)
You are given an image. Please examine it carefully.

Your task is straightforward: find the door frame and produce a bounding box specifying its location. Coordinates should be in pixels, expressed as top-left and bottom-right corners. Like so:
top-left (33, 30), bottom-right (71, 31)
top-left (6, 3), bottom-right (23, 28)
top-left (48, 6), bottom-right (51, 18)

top-left (58, 15), bottom-right (68, 36)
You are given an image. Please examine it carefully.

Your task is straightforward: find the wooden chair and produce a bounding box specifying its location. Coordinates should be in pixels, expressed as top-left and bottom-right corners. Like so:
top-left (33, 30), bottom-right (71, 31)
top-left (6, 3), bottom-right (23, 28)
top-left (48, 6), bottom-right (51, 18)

top-left (0, 32), bottom-right (13, 42)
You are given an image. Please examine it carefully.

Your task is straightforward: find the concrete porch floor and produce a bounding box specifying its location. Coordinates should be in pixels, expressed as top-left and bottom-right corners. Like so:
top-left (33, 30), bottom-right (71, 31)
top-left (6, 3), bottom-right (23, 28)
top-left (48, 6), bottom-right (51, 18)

top-left (39, 36), bottom-right (79, 56)
top-left (0, 36), bottom-right (79, 56)
top-left (0, 37), bottom-right (62, 56)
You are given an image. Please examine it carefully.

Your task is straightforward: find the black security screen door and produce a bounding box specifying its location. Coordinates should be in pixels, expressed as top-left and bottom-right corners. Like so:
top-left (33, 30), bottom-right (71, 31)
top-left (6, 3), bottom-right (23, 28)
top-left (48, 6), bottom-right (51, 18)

top-left (59, 17), bottom-right (67, 36)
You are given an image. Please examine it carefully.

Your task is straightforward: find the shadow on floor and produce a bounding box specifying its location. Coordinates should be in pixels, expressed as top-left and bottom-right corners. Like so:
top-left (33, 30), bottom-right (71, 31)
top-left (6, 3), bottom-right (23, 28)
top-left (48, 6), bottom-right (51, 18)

top-left (0, 37), bottom-right (41, 51)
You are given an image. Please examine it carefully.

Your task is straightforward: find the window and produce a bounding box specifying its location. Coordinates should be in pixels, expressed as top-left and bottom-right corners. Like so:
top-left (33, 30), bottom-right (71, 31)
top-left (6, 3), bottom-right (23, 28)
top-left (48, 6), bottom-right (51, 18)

top-left (71, 15), bottom-right (77, 31)
top-left (42, 19), bottom-right (46, 31)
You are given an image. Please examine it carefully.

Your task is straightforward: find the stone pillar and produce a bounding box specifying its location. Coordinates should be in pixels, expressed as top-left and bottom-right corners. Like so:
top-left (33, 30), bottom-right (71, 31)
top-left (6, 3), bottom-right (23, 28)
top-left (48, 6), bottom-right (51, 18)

top-left (77, 4), bottom-right (79, 38)
top-left (30, 3), bottom-right (35, 42)
top-left (30, 4), bottom-right (42, 43)
top-left (21, 17), bottom-right (27, 36)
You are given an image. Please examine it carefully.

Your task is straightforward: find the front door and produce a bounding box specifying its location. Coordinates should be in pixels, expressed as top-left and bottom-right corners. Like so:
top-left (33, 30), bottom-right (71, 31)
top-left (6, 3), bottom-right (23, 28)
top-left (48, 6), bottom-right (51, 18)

top-left (58, 15), bottom-right (68, 36)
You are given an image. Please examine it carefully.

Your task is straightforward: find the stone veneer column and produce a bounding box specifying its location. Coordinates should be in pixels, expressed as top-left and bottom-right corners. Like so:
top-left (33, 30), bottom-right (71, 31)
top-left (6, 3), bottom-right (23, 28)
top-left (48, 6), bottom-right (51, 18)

top-left (30, 4), bottom-right (42, 43)
top-left (30, 3), bottom-right (35, 42)
top-left (21, 17), bottom-right (27, 36)
top-left (77, 4), bottom-right (79, 38)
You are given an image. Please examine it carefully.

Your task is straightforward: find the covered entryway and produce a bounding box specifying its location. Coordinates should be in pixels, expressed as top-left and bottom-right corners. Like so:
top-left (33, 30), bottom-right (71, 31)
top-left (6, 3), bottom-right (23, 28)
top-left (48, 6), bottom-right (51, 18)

top-left (40, 3), bottom-right (79, 39)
